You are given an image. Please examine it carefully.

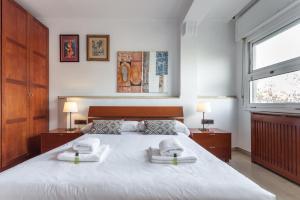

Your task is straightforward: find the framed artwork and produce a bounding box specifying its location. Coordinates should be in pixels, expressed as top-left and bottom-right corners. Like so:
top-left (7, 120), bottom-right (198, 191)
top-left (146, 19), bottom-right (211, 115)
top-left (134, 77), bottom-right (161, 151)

top-left (60, 34), bottom-right (79, 62)
top-left (87, 35), bottom-right (110, 61)
top-left (117, 51), bottom-right (168, 93)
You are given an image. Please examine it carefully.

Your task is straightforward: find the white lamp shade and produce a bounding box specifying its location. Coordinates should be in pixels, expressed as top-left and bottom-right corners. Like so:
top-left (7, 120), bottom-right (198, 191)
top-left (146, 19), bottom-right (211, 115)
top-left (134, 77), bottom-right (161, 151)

top-left (196, 102), bottom-right (211, 113)
top-left (63, 102), bottom-right (78, 113)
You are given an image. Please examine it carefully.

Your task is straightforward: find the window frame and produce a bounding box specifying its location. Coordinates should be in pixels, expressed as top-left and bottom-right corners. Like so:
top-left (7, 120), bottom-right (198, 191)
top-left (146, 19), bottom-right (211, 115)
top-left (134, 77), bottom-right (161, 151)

top-left (243, 18), bottom-right (300, 113)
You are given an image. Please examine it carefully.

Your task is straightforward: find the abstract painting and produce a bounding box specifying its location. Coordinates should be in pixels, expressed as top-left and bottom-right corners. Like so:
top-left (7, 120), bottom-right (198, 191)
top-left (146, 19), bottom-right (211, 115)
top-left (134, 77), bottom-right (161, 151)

top-left (87, 35), bottom-right (110, 61)
top-left (60, 35), bottom-right (79, 62)
top-left (117, 51), bottom-right (168, 93)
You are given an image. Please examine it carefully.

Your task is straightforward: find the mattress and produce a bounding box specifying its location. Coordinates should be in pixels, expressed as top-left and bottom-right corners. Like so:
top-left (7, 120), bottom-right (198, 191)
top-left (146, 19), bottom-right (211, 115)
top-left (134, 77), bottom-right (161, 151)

top-left (0, 132), bottom-right (276, 200)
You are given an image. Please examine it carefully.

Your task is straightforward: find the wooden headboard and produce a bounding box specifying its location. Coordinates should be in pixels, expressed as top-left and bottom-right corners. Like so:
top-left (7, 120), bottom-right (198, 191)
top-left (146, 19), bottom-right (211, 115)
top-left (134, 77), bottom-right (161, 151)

top-left (88, 106), bottom-right (184, 123)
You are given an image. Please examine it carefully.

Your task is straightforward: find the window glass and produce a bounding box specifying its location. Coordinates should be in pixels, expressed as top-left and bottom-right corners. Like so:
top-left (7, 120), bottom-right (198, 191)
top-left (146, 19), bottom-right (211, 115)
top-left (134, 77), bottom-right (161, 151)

top-left (250, 71), bottom-right (300, 103)
top-left (253, 23), bottom-right (300, 70)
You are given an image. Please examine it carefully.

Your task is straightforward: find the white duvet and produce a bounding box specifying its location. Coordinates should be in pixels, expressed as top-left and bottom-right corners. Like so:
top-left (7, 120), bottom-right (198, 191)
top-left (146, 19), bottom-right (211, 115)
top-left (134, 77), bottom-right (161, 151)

top-left (0, 132), bottom-right (276, 200)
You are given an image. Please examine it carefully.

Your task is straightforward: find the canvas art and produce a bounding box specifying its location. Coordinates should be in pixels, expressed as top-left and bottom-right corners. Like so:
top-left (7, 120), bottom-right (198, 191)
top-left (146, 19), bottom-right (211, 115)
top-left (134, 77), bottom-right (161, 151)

top-left (87, 35), bottom-right (110, 61)
top-left (60, 35), bottom-right (79, 62)
top-left (117, 51), bottom-right (168, 93)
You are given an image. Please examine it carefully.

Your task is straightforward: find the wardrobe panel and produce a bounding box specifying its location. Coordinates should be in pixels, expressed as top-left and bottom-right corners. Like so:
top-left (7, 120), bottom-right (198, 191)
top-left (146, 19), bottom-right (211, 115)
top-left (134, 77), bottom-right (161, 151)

top-left (1, 0), bottom-right (30, 169)
top-left (31, 53), bottom-right (47, 86)
top-left (5, 40), bottom-right (27, 82)
top-left (28, 16), bottom-right (49, 155)
top-left (2, 122), bottom-right (28, 167)
top-left (3, 0), bottom-right (27, 46)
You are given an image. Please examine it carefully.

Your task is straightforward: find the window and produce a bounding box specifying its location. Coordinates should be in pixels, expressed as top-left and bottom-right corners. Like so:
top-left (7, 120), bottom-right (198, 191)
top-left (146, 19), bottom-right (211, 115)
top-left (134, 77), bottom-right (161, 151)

top-left (246, 20), bottom-right (300, 107)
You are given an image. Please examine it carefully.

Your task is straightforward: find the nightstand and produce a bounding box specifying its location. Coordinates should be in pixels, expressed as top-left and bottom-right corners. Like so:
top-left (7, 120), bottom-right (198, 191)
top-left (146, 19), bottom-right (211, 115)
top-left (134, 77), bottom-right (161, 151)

top-left (40, 128), bottom-right (82, 153)
top-left (189, 128), bottom-right (231, 162)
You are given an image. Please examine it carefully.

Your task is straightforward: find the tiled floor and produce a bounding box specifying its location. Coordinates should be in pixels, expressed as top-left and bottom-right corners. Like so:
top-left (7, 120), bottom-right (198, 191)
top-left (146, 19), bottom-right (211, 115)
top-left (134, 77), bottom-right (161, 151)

top-left (229, 151), bottom-right (300, 200)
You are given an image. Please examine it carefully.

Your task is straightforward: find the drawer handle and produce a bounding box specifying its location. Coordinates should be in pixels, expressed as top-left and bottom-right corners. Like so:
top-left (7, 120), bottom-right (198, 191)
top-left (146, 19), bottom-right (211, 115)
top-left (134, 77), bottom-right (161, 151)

top-left (209, 134), bottom-right (216, 136)
top-left (209, 146), bottom-right (216, 149)
top-left (58, 134), bottom-right (65, 136)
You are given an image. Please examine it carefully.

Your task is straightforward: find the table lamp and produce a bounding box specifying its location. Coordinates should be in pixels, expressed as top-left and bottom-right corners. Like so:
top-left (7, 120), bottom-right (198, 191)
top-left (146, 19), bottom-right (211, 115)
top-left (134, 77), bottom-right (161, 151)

top-left (196, 102), bottom-right (211, 131)
top-left (63, 101), bottom-right (78, 131)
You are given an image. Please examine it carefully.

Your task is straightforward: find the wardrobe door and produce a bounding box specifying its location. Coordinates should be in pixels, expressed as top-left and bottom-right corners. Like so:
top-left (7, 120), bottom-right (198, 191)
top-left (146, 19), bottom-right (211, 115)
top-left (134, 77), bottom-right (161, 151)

top-left (1, 0), bottom-right (30, 168)
top-left (28, 16), bottom-right (49, 155)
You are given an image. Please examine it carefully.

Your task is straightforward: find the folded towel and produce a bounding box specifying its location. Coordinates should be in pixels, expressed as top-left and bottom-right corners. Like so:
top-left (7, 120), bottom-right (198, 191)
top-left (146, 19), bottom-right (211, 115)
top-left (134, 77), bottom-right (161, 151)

top-left (73, 138), bottom-right (100, 154)
top-left (58, 145), bottom-right (110, 162)
top-left (159, 138), bottom-right (184, 157)
top-left (148, 147), bottom-right (197, 164)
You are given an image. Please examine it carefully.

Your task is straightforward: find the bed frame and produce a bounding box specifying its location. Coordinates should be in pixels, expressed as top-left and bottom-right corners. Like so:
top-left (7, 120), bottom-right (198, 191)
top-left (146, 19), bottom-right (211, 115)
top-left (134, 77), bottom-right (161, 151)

top-left (88, 106), bottom-right (184, 123)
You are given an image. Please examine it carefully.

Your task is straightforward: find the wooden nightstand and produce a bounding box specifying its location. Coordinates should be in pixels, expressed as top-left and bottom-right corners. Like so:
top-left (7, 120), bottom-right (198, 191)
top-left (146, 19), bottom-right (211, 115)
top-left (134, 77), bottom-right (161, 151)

top-left (40, 128), bottom-right (82, 153)
top-left (189, 128), bottom-right (231, 162)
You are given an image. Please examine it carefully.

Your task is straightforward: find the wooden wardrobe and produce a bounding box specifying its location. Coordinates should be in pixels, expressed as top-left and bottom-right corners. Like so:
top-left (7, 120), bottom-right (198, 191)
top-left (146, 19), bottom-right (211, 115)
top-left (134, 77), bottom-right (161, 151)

top-left (0, 0), bottom-right (49, 170)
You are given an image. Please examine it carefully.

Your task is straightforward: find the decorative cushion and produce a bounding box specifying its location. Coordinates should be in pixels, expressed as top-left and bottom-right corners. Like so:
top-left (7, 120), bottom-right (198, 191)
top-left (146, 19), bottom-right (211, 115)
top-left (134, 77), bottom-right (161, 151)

top-left (144, 120), bottom-right (177, 135)
top-left (89, 120), bottom-right (122, 134)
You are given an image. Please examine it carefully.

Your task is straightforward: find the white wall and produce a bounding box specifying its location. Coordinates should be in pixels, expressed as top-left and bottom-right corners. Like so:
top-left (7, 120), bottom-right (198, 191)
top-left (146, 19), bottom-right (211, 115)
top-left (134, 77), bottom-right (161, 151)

top-left (39, 18), bottom-right (181, 129)
top-left (196, 21), bottom-right (236, 96)
top-left (235, 0), bottom-right (298, 151)
top-left (180, 20), bottom-right (238, 146)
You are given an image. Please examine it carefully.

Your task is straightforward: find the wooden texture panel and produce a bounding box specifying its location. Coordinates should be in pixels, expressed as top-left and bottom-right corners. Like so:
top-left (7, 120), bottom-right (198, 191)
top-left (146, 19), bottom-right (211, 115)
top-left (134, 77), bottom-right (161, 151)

top-left (29, 16), bottom-right (49, 155)
top-left (0, 0), bottom-right (49, 169)
top-left (1, 0), bottom-right (30, 168)
top-left (190, 128), bottom-right (231, 162)
top-left (88, 106), bottom-right (184, 122)
top-left (251, 113), bottom-right (300, 184)
top-left (40, 129), bottom-right (82, 153)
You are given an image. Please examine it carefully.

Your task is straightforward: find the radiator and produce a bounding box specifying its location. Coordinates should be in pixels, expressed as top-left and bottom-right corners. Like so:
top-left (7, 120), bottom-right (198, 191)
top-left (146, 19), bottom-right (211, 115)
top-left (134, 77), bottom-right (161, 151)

top-left (251, 113), bottom-right (300, 184)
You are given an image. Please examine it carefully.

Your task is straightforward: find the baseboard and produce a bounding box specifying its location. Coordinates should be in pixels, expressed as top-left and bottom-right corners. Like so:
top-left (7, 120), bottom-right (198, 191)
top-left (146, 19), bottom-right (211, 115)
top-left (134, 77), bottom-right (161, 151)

top-left (232, 147), bottom-right (251, 157)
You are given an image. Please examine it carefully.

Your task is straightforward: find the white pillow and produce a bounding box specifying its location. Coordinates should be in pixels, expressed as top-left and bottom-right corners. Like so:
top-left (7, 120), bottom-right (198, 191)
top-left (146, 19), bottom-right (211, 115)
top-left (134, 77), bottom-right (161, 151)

top-left (175, 120), bottom-right (190, 136)
top-left (137, 120), bottom-right (190, 136)
top-left (121, 121), bottom-right (139, 132)
top-left (80, 123), bottom-right (93, 134)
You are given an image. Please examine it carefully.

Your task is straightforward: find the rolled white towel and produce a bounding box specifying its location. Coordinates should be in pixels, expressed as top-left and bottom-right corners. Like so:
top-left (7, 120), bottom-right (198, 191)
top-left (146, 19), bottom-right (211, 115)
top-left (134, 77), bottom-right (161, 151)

top-left (159, 138), bottom-right (184, 157)
top-left (73, 138), bottom-right (100, 154)
top-left (57, 145), bottom-right (110, 162)
top-left (148, 147), bottom-right (197, 164)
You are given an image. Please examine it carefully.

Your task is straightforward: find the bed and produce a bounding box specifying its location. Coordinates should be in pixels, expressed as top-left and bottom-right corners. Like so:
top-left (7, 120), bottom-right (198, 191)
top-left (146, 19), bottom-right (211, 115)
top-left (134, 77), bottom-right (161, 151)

top-left (0, 106), bottom-right (276, 200)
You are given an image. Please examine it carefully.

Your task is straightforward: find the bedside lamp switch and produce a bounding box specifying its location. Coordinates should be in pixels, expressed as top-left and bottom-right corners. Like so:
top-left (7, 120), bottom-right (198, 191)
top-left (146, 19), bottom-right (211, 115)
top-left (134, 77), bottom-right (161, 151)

top-left (202, 119), bottom-right (214, 125)
top-left (74, 120), bottom-right (87, 125)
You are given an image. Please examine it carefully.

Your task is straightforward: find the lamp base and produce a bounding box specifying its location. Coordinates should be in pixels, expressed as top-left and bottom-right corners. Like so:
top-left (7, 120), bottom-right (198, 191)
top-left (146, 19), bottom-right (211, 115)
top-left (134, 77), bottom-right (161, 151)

top-left (65, 128), bottom-right (76, 131)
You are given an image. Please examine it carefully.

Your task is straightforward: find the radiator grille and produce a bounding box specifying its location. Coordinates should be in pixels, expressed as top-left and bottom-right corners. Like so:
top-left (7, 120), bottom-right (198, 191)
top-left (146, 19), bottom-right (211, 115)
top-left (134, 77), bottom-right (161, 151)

top-left (251, 113), bottom-right (300, 184)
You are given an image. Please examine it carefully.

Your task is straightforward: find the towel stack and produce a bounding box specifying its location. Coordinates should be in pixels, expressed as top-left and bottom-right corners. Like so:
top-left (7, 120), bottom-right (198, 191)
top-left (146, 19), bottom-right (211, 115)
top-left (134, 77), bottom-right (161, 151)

top-left (57, 138), bottom-right (109, 162)
top-left (148, 138), bottom-right (197, 164)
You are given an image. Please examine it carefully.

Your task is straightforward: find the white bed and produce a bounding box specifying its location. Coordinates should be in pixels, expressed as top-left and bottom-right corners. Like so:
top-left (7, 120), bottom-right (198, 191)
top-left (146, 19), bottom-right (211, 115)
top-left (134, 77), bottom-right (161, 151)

top-left (0, 132), bottom-right (276, 200)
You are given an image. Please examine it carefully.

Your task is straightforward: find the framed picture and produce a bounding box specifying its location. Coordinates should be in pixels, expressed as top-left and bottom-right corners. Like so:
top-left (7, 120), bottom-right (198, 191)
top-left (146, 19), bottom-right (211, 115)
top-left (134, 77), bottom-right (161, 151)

top-left (87, 35), bottom-right (110, 61)
top-left (60, 34), bottom-right (79, 62)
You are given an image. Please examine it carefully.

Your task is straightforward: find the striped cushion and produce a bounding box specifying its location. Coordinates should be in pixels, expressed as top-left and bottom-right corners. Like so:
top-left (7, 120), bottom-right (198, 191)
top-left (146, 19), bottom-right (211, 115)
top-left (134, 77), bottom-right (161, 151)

top-left (89, 120), bottom-right (122, 134)
top-left (144, 120), bottom-right (177, 135)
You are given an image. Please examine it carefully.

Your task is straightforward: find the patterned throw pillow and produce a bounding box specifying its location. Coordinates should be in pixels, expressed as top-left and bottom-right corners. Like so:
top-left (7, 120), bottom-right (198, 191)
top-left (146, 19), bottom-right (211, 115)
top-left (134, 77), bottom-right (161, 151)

top-left (144, 120), bottom-right (177, 135)
top-left (89, 120), bottom-right (122, 134)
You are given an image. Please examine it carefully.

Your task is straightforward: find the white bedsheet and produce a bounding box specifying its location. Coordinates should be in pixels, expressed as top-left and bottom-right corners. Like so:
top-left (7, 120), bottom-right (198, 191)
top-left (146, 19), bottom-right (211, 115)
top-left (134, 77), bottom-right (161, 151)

top-left (0, 132), bottom-right (276, 200)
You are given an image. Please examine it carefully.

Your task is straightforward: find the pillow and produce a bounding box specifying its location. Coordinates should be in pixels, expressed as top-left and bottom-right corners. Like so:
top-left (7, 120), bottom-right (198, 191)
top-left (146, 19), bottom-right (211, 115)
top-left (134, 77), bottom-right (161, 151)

top-left (80, 123), bottom-right (93, 134)
top-left (175, 120), bottom-right (190, 136)
top-left (89, 120), bottom-right (122, 134)
top-left (138, 120), bottom-right (190, 136)
top-left (137, 121), bottom-right (145, 132)
top-left (121, 121), bottom-right (139, 132)
top-left (144, 120), bottom-right (177, 135)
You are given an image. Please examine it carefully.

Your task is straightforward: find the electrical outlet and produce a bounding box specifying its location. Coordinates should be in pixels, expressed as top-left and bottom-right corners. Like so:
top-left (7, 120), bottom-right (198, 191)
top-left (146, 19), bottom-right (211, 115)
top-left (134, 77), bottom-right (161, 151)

top-left (74, 119), bottom-right (87, 125)
top-left (202, 119), bottom-right (214, 125)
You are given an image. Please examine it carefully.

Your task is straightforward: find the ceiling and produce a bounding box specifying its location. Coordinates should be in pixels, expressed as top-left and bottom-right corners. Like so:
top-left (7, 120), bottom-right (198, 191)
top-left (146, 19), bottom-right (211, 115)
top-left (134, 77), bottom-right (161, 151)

top-left (185, 0), bottom-right (252, 22)
top-left (15, 0), bottom-right (193, 21)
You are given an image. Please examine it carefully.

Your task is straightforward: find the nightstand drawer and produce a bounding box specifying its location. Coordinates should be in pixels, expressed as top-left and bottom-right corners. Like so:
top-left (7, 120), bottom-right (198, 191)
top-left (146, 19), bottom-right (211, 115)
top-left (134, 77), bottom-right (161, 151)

top-left (189, 128), bottom-right (231, 162)
top-left (40, 130), bottom-right (82, 153)
top-left (192, 133), bottom-right (230, 148)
